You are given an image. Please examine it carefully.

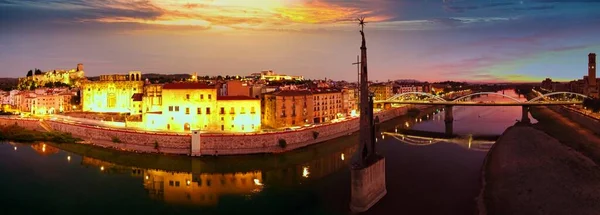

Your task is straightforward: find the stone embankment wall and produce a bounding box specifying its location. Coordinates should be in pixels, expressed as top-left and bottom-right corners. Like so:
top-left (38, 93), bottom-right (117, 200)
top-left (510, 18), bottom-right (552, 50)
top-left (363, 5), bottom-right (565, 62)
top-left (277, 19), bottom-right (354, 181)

top-left (0, 106), bottom-right (413, 156)
top-left (0, 117), bottom-right (43, 131)
top-left (549, 106), bottom-right (600, 135)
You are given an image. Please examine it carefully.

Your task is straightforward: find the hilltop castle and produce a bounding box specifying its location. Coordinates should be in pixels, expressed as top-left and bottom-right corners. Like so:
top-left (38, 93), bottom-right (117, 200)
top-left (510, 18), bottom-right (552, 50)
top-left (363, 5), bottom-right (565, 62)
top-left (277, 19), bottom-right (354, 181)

top-left (18, 63), bottom-right (86, 89)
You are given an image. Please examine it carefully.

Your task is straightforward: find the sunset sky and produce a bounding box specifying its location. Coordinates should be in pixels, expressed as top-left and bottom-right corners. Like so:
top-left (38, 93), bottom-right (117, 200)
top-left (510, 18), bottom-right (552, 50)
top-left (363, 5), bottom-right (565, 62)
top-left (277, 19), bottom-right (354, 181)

top-left (1, 0), bottom-right (599, 82)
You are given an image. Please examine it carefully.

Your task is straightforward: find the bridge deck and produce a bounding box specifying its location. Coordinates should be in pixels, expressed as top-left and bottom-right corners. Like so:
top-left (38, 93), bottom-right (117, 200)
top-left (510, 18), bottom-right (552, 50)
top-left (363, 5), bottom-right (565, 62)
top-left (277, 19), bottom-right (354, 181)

top-left (374, 101), bottom-right (581, 106)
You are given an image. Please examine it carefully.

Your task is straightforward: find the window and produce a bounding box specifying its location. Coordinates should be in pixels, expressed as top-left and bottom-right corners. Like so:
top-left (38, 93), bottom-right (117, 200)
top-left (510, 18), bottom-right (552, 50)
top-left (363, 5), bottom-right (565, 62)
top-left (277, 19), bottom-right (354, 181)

top-left (169, 181), bottom-right (174, 186)
top-left (241, 125), bottom-right (244, 130)
top-left (230, 107), bottom-right (235, 114)
top-left (186, 94), bottom-right (190, 100)
top-left (241, 107), bottom-right (245, 114)
top-left (175, 181), bottom-right (180, 187)
top-left (206, 107), bottom-right (211, 114)
top-left (251, 107), bottom-right (255, 114)
top-left (169, 106), bottom-right (173, 111)
top-left (220, 107), bottom-right (225, 114)
top-left (221, 125), bottom-right (224, 131)
top-left (221, 117), bottom-right (224, 121)
top-left (200, 94), bottom-right (204, 99)
top-left (197, 107), bottom-right (202, 114)
top-left (175, 106), bottom-right (180, 111)
top-left (231, 124), bottom-right (234, 128)
top-left (252, 124), bottom-right (255, 129)
top-left (185, 107), bottom-right (190, 114)
top-left (208, 94), bottom-right (212, 100)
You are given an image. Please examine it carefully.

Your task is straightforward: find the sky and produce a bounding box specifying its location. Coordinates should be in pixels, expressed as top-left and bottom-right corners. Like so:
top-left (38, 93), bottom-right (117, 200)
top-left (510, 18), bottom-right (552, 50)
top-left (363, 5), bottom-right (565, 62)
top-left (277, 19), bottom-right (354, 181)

top-left (1, 0), bottom-right (600, 83)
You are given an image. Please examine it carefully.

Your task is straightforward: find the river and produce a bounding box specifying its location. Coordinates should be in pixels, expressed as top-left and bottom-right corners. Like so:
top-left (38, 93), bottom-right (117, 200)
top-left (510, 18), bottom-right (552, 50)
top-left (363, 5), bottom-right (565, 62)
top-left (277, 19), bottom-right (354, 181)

top-left (0, 90), bottom-right (529, 215)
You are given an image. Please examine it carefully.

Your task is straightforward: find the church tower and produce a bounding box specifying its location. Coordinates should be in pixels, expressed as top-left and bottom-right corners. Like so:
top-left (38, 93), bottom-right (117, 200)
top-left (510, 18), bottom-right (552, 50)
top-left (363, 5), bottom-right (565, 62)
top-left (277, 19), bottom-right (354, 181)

top-left (589, 53), bottom-right (596, 85)
top-left (588, 53), bottom-right (598, 98)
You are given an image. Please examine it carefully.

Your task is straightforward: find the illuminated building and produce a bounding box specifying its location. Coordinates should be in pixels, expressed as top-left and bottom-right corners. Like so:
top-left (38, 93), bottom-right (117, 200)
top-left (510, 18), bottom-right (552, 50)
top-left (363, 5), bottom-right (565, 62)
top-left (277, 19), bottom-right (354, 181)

top-left (312, 89), bottom-right (343, 123)
top-left (18, 63), bottom-right (85, 88)
top-left (250, 70), bottom-right (303, 81)
top-left (60, 92), bottom-right (75, 112)
top-left (130, 93), bottom-right (143, 115)
top-left (342, 88), bottom-right (357, 115)
top-left (141, 84), bottom-right (163, 114)
top-left (396, 85), bottom-right (425, 94)
top-left (82, 71), bottom-right (144, 113)
top-left (219, 80), bottom-right (250, 97)
top-left (263, 90), bottom-right (314, 128)
top-left (369, 83), bottom-right (393, 101)
top-left (140, 82), bottom-right (261, 133)
top-left (31, 94), bottom-right (64, 115)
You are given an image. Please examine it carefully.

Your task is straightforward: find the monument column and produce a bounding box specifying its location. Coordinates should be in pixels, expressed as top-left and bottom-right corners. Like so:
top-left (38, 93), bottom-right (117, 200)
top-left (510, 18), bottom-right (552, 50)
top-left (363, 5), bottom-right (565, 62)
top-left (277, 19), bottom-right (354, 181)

top-left (350, 17), bottom-right (387, 213)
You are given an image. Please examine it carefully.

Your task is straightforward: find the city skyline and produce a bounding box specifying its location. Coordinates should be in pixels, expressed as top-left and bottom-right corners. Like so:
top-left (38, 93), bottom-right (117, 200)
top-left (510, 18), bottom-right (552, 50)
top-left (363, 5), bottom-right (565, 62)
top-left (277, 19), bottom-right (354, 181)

top-left (1, 0), bottom-right (600, 82)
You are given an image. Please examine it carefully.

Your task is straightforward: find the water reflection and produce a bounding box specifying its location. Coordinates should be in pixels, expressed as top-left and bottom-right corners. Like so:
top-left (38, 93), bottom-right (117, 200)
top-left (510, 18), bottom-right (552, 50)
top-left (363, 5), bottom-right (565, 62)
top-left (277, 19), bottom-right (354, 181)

top-left (30, 143), bottom-right (59, 155)
top-left (383, 132), bottom-right (495, 152)
top-left (35, 140), bottom-right (358, 207)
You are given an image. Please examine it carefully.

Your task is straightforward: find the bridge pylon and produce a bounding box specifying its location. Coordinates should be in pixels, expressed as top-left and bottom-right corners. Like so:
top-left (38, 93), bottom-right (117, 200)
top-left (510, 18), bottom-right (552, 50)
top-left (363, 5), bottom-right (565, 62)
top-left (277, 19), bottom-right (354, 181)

top-left (444, 105), bottom-right (454, 136)
top-left (521, 106), bottom-right (531, 124)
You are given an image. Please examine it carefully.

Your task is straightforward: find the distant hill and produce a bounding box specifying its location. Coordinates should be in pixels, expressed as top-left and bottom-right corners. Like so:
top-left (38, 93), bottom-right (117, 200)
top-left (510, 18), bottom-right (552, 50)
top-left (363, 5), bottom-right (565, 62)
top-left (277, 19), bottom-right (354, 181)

top-left (394, 79), bottom-right (422, 83)
top-left (0, 78), bottom-right (18, 91)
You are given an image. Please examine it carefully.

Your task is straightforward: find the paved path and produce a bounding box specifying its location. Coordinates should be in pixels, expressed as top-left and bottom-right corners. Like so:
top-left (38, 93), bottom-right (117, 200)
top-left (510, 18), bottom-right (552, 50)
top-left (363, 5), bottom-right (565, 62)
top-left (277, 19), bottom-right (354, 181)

top-left (530, 106), bottom-right (600, 165)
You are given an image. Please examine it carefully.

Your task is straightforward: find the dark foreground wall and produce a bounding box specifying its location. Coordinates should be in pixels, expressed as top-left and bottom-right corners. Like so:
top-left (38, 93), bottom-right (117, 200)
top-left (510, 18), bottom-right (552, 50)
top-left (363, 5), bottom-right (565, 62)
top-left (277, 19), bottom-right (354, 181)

top-left (480, 125), bottom-right (600, 215)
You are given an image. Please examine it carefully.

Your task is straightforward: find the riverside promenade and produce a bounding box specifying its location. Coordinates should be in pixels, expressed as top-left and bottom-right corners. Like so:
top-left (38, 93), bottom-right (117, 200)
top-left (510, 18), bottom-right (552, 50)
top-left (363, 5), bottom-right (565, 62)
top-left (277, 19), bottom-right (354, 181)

top-left (0, 105), bottom-right (424, 156)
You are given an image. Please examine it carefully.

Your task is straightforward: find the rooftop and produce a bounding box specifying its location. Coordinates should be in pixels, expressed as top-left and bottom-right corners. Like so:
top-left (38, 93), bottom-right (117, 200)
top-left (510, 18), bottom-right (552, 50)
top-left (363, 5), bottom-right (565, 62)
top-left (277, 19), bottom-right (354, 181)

top-left (162, 82), bottom-right (215, 90)
top-left (268, 90), bottom-right (313, 97)
top-left (131, 93), bottom-right (143, 101)
top-left (217, 95), bottom-right (258, 100)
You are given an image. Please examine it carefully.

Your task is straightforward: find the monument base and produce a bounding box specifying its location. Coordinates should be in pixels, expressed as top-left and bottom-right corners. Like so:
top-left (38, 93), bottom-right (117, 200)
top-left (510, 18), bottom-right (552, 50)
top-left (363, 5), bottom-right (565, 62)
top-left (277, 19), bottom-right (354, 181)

top-left (350, 156), bottom-right (387, 213)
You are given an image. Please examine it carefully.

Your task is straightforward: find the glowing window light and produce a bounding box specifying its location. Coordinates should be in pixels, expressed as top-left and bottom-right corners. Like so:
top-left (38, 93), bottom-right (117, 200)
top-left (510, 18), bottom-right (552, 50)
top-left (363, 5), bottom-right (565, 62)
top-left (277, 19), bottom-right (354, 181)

top-left (253, 179), bottom-right (263, 186)
top-left (67, 156), bottom-right (71, 162)
top-left (14, 146), bottom-right (17, 151)
top-left (145, 176), bottom-right (149, 180)
top-left (100, 166), bottom-right (105, 171)
top-left (186, 180), bottom-right (191, 186)
top-left (341, 153), bottom-right (345, 161)
top-left (302, 166), bottom-right (310, 178)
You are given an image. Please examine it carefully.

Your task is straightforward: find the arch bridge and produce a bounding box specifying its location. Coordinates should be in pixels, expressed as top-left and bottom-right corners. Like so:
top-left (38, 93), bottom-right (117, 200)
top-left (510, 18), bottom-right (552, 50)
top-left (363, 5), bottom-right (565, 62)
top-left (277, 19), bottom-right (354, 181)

top-left (375, 91), bottom-right (588, 135)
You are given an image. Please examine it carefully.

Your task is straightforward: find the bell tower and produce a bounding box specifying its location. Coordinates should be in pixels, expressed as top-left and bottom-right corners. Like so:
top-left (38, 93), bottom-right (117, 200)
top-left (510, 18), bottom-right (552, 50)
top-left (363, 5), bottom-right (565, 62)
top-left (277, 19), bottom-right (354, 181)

top-left (588, 53), bottom-right (598, 98)
top-left (589, 53), bottom-right (596, 85)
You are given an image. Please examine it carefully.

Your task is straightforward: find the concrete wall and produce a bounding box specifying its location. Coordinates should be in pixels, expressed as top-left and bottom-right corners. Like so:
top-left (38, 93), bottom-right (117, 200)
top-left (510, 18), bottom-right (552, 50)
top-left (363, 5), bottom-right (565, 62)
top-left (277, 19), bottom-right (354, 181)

top-left (549, 106), bottom-right (600, 135)
top-left (0, 105), bottom-right (411, 156)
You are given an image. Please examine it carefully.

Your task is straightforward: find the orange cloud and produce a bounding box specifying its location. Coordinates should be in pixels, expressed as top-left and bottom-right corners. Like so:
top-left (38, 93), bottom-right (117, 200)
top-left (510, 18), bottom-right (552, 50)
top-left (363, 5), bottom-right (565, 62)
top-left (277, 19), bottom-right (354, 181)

top-left (86, 0), bottom-right (393, 30)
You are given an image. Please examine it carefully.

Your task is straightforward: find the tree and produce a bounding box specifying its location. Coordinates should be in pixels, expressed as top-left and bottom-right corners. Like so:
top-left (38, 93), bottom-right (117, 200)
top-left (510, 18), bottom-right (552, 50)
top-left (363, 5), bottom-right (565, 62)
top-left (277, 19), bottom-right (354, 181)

top-left (34, 68), bottom-right (42, 75)
top-left (26, 70), bottom-right (33, 77)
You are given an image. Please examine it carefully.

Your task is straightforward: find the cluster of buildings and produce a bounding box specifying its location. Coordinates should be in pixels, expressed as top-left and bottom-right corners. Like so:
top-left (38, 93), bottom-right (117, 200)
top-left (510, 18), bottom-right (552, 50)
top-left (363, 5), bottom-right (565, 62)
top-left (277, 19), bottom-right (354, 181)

top-left (1, 64), bottom-right (83, 115)
top-left (541, 53), bottom-right (599, 98)
top-left (2, 64), bottom-right (439, 133)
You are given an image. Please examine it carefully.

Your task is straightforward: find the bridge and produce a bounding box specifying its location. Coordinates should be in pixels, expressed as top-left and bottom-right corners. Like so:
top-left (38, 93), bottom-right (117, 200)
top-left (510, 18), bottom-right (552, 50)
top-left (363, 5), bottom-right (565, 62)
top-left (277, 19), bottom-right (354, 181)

top-left (375, 91), bottom-right (588, 135)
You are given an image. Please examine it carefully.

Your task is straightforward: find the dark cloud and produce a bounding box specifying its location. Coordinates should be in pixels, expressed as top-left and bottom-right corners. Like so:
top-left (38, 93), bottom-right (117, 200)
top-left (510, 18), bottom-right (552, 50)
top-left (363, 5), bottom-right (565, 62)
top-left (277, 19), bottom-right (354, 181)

top-left (0, 0), bottom-right (164, 30)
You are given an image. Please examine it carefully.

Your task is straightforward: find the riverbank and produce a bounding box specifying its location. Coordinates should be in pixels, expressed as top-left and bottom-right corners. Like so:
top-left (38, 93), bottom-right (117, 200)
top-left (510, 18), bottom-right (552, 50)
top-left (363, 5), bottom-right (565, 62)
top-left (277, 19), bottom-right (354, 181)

top-left (481, 124), bottom-right (600, 215)
top-left (0, 105), bottom-right (428, 156)
top-left (0, 124), bottom-right (81, 144)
